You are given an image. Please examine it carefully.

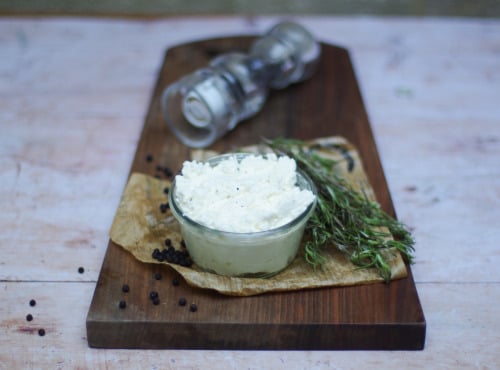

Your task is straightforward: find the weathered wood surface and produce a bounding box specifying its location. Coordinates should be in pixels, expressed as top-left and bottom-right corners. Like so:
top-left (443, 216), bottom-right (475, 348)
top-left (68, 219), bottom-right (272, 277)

top-left (1, 15), bottom-right (499, 367)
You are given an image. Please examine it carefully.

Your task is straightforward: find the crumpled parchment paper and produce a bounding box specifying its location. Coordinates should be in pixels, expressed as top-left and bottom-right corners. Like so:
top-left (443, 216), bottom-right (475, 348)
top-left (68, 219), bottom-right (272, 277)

top-left (110, 136), bottom-right (407, 296)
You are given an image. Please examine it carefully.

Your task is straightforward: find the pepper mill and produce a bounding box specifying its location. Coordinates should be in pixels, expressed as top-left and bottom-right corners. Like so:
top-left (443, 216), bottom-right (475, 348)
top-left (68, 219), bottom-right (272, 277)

top-left (161, 21), bottom-right (321, 148)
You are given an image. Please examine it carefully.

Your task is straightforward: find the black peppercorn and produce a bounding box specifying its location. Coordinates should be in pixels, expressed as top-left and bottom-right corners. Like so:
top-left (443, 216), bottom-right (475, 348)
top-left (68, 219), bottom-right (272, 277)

top-left (118, 300), bottom-right (127, 309)
top-left (163, 187), bottom-right (170, 194)
top-left (152, 297), bottom-right (160, 305)
top-left (172, 278), bottom-right (180, 286)
top-left (26, 314), bottom-right (33, 322)
top-left (151, 244), bottom-right (192, 268)
top-left (122, 284), bottom-right (130, 293)
top-left (163, 167), bottom-right (173, 177)
top-left (154, 272), bottom-right (162, 280)
top-left (38, 329), bottom-right (45, 336)
top-left (29, 299), bottom-right (36, 307)
top-left (178, 298), bottom-right (187, 306)
top-left (78, 267), bottom-right (85, 274)
top-left (149, 291), bottom-right (158, 300)
top-left (155, 165), bottom-right (173, 178)
top-left (189, 303), bottom-right (198, 312)
top-left (180, 258), bottom-right (193, 267)
top-left (146, 154), bottom-right (154, 163)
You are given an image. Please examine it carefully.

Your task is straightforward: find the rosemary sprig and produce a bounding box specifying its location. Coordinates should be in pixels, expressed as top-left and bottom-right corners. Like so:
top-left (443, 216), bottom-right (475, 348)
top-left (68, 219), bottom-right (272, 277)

top-left (266, 138), bottom-right (415, 282)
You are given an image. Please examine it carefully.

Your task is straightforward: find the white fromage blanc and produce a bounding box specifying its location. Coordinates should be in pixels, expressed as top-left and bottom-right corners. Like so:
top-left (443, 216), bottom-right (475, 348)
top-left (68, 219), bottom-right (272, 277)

top-left (174, 154), bottom-right (315, 233)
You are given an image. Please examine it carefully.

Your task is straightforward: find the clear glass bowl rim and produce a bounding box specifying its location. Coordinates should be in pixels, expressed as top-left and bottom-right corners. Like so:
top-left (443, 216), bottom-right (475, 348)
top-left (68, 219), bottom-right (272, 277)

top-left (168, 152), bottom-right (317, 237)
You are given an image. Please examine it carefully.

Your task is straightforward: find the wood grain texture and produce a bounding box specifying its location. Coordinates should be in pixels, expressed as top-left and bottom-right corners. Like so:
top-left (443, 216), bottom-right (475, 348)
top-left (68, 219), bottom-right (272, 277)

top-left (86, 37), bottom-right (425, 350)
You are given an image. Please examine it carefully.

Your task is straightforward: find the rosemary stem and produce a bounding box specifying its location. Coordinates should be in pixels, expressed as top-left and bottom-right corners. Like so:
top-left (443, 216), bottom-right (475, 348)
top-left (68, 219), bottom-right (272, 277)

top-left (265, 138), bottom-right (415, 282)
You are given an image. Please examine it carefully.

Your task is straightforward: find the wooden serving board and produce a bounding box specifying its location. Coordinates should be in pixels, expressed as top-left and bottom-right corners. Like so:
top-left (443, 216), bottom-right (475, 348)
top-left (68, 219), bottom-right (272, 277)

top-left (86, 36), bottom-right (426, 350)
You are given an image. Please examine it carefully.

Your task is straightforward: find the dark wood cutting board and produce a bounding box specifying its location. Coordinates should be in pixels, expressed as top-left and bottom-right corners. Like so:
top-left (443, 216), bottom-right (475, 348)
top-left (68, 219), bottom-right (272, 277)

top-left (86, 36), bottom-right (426, 350)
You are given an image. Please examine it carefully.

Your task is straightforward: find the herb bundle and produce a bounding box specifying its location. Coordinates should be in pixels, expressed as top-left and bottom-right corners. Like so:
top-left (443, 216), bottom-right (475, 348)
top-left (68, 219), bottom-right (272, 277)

top-left (266, 138), bottom-right (415, 282)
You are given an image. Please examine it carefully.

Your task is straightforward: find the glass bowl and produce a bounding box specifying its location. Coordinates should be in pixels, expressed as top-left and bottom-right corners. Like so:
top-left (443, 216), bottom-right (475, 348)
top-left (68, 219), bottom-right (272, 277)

top-left (168, 153), bottom-right (317, 278)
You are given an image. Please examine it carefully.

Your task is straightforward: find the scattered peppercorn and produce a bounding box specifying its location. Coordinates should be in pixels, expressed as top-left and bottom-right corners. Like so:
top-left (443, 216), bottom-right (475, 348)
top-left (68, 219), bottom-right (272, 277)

top-left (164, 239), bottom-right (172, 247)
top-left (164, 167), bottom-right (173, 177)
top-left (122, 284), bottom-right (130, 293)
top-left (151, 245), bottom-right (193, 267)
top-left (152, 297), bottom-right (160, 305)
top-left (118, 300), bottom-right (127, 309)
top-left (146, 154), bottom-right (154, 163)
top-left (163, 187), bottom-right (170, 194)
top-left (178, 298), bottom-right (187, 306)
top-left (154, 272), bottom-right (162, 280)
top-left (38, 329), bottom-right (45, 336)
top-left (155, 165), bottom-right (174, 178)
top-left (159, 203), bottom-right (170, 213)
top-left (189, 303), bottom-right (198, 312)
top-left (78, 267), bottom-right (85, 274)
top-left (26, 314), bottom-right (33, 322)
top-left (29, 299), bottom-right (36, 307)
top-left (172, 278), bottom-right (180, 286)
top-left (149, 291), bottom-right (158, 300)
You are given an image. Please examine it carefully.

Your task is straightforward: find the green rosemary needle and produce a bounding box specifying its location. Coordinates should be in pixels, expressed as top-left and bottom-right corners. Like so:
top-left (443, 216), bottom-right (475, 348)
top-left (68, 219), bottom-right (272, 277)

top-left (266, 138), bottom-right (415, 282)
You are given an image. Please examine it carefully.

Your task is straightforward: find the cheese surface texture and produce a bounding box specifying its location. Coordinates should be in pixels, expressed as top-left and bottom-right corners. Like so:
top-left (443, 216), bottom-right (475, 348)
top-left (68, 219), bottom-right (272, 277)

top-left (174, 154), bottom-right (315, 233)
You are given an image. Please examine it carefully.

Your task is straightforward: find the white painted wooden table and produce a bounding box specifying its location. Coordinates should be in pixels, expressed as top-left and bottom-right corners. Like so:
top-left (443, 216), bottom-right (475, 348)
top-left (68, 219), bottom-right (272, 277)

top-left (1, 15), bottom-right (499, 369)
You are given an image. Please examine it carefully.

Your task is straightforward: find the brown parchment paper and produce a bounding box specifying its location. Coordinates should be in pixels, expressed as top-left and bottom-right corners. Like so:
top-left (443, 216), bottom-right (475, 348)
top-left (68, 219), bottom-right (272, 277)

top-left (110, 136), bottom-right (407, 296)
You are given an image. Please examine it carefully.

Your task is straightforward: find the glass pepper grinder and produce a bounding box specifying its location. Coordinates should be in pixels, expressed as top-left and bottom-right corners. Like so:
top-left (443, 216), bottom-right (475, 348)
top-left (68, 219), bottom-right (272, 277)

top-left (161, 21), bottom-right (321, 148)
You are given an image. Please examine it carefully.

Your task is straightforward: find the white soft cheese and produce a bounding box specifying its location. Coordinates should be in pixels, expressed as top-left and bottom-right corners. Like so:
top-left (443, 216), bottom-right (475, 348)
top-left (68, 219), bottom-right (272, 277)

top-left (174, 154), bottom-right (314, 233)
